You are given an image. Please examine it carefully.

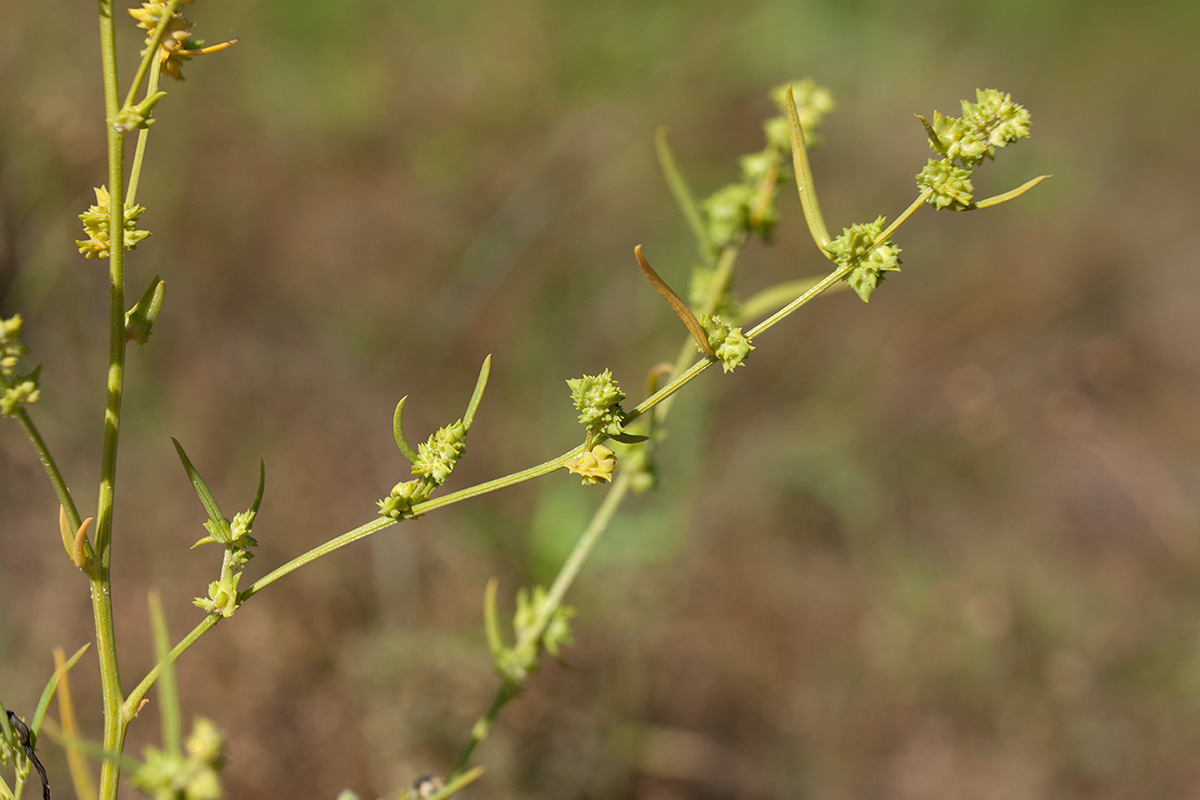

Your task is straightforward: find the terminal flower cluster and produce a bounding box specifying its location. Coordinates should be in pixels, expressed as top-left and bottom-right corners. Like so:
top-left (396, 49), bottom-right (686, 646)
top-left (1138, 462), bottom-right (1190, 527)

top-left (917, 89), bottom-right (1031, 210)
top-left (378, 419), bottom-right (469, 519)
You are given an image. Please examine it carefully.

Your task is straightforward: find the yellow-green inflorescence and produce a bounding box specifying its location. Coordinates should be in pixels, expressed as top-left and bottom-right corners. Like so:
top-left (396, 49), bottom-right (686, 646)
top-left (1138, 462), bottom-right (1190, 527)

top-left (561, 370), bottom-right (635, 483)
top-left (564, 445), bottom-right (617, 486)
top-left (192, 509), bottom-right (257, 618)
top-left (514, 586), bottom-right (575, 666)
top-left (826, 216), bottom-right (902, 303)
top-left (917, 89), bottom-right (1032, 211)
top-left (378, 420), bottom-right (468, 519)
top-left (699, 314), bottom-right (754, 372)
top-left (567, 369), bottom-right (629, 442)
top-left (491, 584), bottom-right (577, 684)
top-left (77, 186), bottom-right (150, 259)
top-left (130, 0), bottom-right (200, 81)
top-left (1, 315), bottom-right (40, 416)
top-left (133, 718), bottom-right (225, 800)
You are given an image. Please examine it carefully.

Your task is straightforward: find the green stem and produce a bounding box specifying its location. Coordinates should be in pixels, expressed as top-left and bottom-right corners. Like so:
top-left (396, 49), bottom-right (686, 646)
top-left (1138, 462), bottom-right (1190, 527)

top-left (746, 263), bottom-right (850, 340)
top-left (95, 2), bottom-right (129, 798)
top-left (517, 473), bottom-right (630, 654)
top-left (9, 406), bottom-right (82, 530)
top-left (242, 518), bottom-right (395, 599)
top-left (125, 64), bottom-right (161, 207)
top-left (448, 681), bottom-right (520, 779)
top-left (122, 613), bottom-right (219, 721)
top-left (415, 446), bottom-right (584, 514)
top-left (447, 472), bottom-right (635, 779)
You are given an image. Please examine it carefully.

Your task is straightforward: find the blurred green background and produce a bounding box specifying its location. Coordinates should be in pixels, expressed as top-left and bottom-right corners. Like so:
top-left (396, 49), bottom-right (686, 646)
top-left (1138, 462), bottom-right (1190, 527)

top-left (3, 1), bottom-right (1199, 798)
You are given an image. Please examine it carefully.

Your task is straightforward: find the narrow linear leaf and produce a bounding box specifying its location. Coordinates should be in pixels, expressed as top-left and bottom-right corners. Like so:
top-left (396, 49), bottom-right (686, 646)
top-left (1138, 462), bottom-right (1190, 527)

top-left (464, 355), bottom-right (492, 432)
top-left (972, 175), bottom-right (1049, 209)
top-left (634, 245), bottom-right (716, 357)
top-left (484, 578), bottom-right (504, 659)
top-left (148, 593), bottom-right (182, 756)
top-left (392, 397), bottom-right (420, 463)
top-left (53, 647), bottom-right (97, 800)
top-left (249, 459), bottom-right (266, 517)
top-left (59, 504), bottom-right (74, 555)
top-left (171, 438), bottom-right (230, 539)
top-left (32, 643), bottom-right (91, 733)
top-left (785, 86), bottom-right (832, 250)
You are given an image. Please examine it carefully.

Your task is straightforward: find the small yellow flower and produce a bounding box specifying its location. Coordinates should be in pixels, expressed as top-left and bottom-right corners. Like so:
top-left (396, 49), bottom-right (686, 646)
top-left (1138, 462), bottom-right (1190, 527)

top-left (129, 1), bottom-right (235, 81)
top-left (565, 445), bottom-right (617, 486)
top-left (76, 186), bottom-right (150, 259)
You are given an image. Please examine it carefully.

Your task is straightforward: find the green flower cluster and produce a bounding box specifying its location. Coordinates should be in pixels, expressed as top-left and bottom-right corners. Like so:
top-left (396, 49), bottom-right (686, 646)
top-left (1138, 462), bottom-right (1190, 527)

top-left (413, 419), bottom-right (466, 485)
top-left (1, 315), bottom-right (40, 416)
top-left (917, 89), bottom-right (1031, 210)
top-left (567, 369), bottom-right (628, 442)
top-left (685, 80), bottom-right (834, 320)
top-left (699, 79), bottom-right (835, 255)
top-left (825, 216), bottom-right (902, 303)
top-left (76, 186), bottom-right (150, 259)
top-left (378, 419), bottom-right (468, 519)
top-left (699, 314), bottom-right (754, 372)
top-left (134, 718), bottom-right (225, 800)
top-left (917, 160), bottom-right (975, 210)
top-left (490, 584), bottom-right (577, 684)
top-left (513, 586), bottom-right (575, 666)
top-left (192, 508), bottom-right (258, 618)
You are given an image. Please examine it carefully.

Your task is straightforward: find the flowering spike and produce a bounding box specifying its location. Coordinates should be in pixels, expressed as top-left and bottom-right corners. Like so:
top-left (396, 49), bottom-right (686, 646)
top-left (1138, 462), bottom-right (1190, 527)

top-left (566, 370), bottom-right (629, 444)
top-left (825, 217), bottom-right (902, 302)
top-left (916, 159), bottom-right (975, 211)
top-left (412, 420), bottom-right (467, 486)
top-left (76, 186), bottom-right (149, 259)
top-left (699, 315), bottom-right (754, 372)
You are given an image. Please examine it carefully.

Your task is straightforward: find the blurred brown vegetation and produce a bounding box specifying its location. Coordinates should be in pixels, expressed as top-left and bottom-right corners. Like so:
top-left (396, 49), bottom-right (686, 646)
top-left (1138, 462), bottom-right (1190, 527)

top-left (3, 1), bottom-right (1200, 798)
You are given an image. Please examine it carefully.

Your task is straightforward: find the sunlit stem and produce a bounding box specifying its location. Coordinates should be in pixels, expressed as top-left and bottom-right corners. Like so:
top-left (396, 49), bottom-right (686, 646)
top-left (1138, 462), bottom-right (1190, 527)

top-left (125, 57), bottom-right (161, 207)
top-left (96, 1), bottom-right (134, 796)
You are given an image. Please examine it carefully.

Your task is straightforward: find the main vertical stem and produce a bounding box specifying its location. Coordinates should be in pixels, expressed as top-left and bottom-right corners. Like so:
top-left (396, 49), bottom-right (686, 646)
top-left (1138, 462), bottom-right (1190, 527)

top-left (95, 2), bottom-right (129, 798)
